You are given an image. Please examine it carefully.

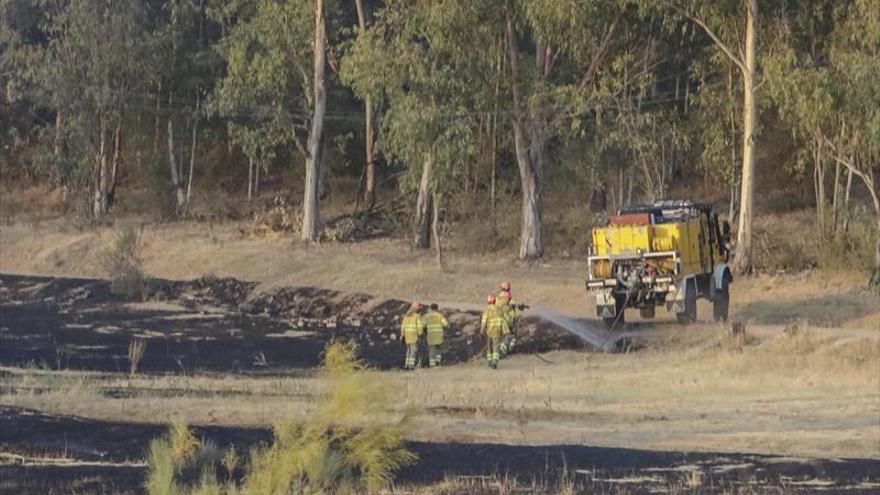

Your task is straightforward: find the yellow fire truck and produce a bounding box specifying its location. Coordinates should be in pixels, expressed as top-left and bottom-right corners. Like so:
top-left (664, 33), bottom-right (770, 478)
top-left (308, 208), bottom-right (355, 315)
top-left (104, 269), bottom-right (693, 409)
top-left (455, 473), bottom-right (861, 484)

top-left (586, 200), bottom-right (733, 327)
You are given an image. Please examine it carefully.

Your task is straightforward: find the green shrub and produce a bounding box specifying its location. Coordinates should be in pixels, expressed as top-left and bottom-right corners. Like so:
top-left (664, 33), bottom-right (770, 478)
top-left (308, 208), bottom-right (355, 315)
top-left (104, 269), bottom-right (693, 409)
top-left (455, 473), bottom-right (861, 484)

top-left (145, 342), bottom-right (416, 495)
top-left (240, 341), bottom-right (416, 495)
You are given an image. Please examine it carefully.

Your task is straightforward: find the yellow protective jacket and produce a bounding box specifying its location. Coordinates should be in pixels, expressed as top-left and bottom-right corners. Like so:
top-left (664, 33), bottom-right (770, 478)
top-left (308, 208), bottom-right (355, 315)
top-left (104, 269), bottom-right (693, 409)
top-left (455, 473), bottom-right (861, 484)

top-left (495, 298), bottom-right (516, 334)
top-left (480, 304), bottom-right (508, 339)
top-left (400, 312), bottom-right (425, 344)
top-left (423, 310), bottom-right (448, 346)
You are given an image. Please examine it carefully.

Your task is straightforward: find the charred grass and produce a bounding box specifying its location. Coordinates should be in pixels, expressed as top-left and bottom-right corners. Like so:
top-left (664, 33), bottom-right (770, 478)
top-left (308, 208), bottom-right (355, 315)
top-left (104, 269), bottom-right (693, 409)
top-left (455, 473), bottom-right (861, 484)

top-left (2, 324), bottom-right (877, 460)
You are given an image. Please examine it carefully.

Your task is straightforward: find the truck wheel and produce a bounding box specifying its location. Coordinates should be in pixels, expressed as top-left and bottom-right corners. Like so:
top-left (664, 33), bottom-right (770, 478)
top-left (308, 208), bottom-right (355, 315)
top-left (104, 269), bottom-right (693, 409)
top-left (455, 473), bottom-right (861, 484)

top-left (676, 280), bottom-right (697, 325)
top-left (603, 294), bottom-right (626, 329)
top-left (713, 280), bottom-right (730, 322)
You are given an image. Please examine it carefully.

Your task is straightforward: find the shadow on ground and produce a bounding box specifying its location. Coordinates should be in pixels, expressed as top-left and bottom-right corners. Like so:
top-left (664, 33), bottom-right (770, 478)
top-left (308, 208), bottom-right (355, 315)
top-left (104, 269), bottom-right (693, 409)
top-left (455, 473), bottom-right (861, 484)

top-left (1, 407), bottom-right (878, 494)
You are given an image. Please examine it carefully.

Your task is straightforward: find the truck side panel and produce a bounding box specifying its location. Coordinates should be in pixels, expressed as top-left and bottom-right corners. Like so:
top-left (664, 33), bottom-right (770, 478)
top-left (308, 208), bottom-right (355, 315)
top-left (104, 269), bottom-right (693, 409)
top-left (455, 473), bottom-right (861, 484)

top-left (592, 224), bottom-right (650, 256)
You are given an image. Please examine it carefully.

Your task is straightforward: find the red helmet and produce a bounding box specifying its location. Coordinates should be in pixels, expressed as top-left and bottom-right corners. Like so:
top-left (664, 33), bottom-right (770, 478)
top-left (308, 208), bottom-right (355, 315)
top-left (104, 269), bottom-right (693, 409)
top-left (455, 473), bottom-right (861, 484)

top-left (500, 280), bottom-right (512, 291)
top-left (486, 293), bottom-right (496, 304)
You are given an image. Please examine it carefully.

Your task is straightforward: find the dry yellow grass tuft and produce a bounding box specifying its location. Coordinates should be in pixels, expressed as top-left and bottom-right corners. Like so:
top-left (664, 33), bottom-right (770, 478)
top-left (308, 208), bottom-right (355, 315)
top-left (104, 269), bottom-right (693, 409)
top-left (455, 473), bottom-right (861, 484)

top-left (128, 337), bottom-right (147, 376)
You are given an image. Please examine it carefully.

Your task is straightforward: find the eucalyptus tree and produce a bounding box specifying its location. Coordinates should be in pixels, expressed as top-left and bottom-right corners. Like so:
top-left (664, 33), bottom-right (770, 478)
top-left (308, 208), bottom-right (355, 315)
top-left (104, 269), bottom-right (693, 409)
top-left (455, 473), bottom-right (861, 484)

top-left (212, 0), bottom-right (327, 241)
top-left (639, 0), bottom-right (765, 274)
top-left (148, 0), bottom-right (219, 213)
top-left (3, 0), bottom-right (152, 220)
top-left (353, 0), bottom-right (377, 208)
top-left (342, 0), bottom-right (498, 250)
top-left (504, 0), bottom-right (625, 259)
top-left (766, 0), bottom-right (880, 287)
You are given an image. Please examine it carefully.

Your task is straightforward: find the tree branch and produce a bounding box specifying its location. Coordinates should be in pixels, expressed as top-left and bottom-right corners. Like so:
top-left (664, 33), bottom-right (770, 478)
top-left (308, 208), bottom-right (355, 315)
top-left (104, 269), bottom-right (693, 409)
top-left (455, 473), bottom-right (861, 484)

top-left (662, 1), bottom-right (748, 76)
top-left (578, 15), bottom-right (621, 90)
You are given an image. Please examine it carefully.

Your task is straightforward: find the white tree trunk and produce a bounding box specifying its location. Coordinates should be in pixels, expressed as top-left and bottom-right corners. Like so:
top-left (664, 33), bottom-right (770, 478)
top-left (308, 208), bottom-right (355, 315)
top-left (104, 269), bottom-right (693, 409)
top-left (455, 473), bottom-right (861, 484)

top-left (167, 119), bottom-right (185, 211)
top-left (92, 117), bottom-right (109, 220)
top-left (732, 0), bottom-right (758, 275)
top-left (247, 157), bottom-right (254, 201)
top-left (872, 214), bottom-right (880, 289)
top-left (186, 94), bottom-right (200, 206)
top-left (842, 167), bottom-right (853, 235)
top-left (432, 191), bottom-right (445, 271)
top-left (302, 0), bottom-right (326, 242)
top-left (54, 112), bottom-right (63, 158)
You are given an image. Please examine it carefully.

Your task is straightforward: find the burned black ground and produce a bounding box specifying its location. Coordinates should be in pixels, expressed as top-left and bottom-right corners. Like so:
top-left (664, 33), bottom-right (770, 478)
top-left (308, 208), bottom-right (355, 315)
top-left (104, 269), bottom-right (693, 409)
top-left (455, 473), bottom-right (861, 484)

top-left (2, 407), bottom-right (878, 494)
top-left (0, 273), bottom-right (578, 373)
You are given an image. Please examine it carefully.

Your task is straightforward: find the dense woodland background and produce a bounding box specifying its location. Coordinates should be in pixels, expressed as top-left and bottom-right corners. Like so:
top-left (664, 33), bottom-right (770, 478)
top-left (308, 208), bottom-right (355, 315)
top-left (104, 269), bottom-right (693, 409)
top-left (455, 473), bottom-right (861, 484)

top-left (1, 0), bottom-right (878, 286)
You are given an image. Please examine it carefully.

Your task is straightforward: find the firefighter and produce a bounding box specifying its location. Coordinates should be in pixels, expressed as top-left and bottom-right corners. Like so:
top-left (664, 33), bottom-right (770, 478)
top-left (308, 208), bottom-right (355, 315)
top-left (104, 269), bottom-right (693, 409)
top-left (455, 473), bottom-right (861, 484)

top-left (423, 303), bottom-right (449, 367)
top-left (497, 281), bottom-right (523, 357)
top-left (496, 290), bottom-right (514, 358)
top-left (480, 293), bottom-right (508, 369)
top-left (400, 301), bottom-right (425, 370)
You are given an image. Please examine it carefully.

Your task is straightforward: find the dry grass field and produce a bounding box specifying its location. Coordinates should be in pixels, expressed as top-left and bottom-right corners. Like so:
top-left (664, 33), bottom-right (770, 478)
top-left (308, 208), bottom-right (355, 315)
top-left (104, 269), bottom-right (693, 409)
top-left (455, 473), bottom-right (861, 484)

top-left (2, 321), bottom-right (877, 459)
top-left (1, 219), bottom-right (879, 493)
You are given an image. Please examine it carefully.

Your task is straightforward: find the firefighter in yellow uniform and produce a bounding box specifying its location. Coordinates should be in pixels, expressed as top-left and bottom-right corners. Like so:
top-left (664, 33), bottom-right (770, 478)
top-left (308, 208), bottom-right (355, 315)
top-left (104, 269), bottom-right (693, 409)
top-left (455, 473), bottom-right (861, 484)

top-left (480, 293), bottom-right (509, 369)
top-left (423, 303), bottom-right (449, 367)
top-left (401, 301), bottom-right (425, 370)
top-left (497, 281), bottom-right (521, 357)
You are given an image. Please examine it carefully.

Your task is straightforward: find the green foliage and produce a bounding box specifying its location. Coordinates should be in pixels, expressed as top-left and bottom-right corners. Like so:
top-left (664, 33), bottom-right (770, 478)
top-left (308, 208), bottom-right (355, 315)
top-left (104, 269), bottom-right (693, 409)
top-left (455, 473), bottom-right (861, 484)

top-left (146, 435), bottom-right (177, 495)
top-left (210, 0), bottom-right (313, 172)
top-left (240, 341), bottom-right (416, 494)
top-left (2, 0), bottom-right (152, 185)
top-left (341, 0), bottom-right (499, 194)
top-left (144, 342), bottom-right (415, 495)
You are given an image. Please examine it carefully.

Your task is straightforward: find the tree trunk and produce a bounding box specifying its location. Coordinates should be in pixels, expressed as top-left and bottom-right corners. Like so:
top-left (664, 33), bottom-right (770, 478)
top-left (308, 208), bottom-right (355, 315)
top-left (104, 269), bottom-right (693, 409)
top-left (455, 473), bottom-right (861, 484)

top-left (355, 0), bottom-right (376, 208)
top-left (831, 155), bottom-right (841, 235)
top-left (186, 94), bottom-right (200, 207)
top-left (167, 119), bottom-right (185, 211)
top-left (728, 176), bottom-right (739, 223)
top-left (863, 171), bottom-right (880, 289)
top-left (54, 112), bottom-right (63, 159)
top-left (732, 0), bottom-right (758, 275)
top-left (842, 167), bottom-right (853, 235)
top-left (517, 140), bottom-right (544, 260)
top-left (254, 160), bottom-right (261, 196)
top-left (301, 0), bottom-right (326, 242)
top-left (490, 44), bottom-right (502, 212)
top-left (108, 124), bottom-right (121, 206)
top-left (93, 117), bottom-right (109, 221)
top-left (413, 154), bottom-right (433, 249)
top-left (814, 139), bottom-right (827, 237)
top-left (153, 92), bottom-right (161, 155)
top-left (871, 215), bottom-right (880, 289)
top-left (626, 169), bottom-right (634, 205)
top-left (432, 191), bottom-right (445, 271)
top-left (506, 15), bottom-right (544, 260)
top-left (247, 157), bottom-right (254, 201)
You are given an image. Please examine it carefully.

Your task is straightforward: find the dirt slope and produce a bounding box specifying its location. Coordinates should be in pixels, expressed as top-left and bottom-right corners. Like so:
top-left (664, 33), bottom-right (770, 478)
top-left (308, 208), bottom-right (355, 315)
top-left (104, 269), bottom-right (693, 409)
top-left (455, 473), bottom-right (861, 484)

top-left (2, 220), bottom-right (878, 330)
